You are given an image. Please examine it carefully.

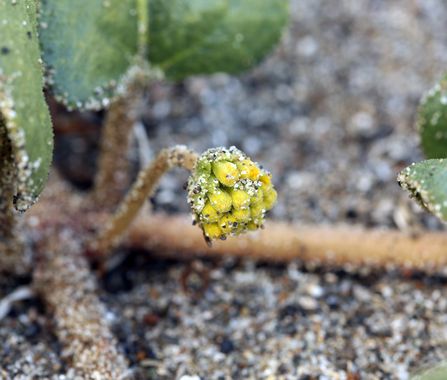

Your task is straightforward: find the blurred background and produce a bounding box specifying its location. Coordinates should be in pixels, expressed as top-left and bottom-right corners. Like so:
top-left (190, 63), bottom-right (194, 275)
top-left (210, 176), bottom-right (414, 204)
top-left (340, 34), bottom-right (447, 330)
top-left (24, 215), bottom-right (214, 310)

top-left (6, 1), bottom-right (447, 379)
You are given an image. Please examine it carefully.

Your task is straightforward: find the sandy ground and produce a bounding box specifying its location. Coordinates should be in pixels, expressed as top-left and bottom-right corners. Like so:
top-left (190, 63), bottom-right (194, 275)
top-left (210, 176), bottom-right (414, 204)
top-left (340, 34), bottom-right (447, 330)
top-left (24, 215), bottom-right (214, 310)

top-left (4, 0), bottom-right (447, 379)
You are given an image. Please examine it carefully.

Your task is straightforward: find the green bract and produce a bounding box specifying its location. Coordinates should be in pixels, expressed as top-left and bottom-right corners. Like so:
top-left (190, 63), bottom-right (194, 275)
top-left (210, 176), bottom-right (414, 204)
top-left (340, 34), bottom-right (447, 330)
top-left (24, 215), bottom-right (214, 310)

top-left (418, 74), bottom-right (447, 158)
top-left (0, 0), bottom-right (54, 211)
top-left (187, 146), bottom-right (277, 242)
top-left (398, 159), bottom-right (447, 222)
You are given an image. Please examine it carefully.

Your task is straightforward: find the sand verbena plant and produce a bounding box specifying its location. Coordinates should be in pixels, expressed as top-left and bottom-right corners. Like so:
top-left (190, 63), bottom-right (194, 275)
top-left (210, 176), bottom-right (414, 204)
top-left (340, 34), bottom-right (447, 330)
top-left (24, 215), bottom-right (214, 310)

top-left (93, 145), bottom-right (277, 252)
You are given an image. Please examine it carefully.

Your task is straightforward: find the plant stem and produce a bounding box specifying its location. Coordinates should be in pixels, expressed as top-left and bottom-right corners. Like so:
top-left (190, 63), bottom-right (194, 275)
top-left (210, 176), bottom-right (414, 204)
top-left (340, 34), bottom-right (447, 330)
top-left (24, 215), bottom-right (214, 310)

top-left (33, 236), bottom-right (130, 379)
top-left (91, 65), bottom-right (156, 210)
top-left (20, 174), bottom-right (130, 377)
top-left (137, 0), bottom-right (149, 57)
top-left (92, 145), bottom-right (198, 253)
top-left (127, 213), bottom-right (447, 271)
top-left (30, 175), bottom-right (447, 273)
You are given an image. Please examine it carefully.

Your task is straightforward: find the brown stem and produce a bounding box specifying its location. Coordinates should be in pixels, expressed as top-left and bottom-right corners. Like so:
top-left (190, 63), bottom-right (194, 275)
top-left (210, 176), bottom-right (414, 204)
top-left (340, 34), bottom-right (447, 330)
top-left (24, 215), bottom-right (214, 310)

top-left (92, 65), bottom-right (157, 210)
top-left (33, 236), bottom-right (130, 379)
top-left (26, 175), bottom-right (447, 272)
top-left (127, 213), bottom-right (447, 271)
top-left (92, 146), bottom-right (198, 253)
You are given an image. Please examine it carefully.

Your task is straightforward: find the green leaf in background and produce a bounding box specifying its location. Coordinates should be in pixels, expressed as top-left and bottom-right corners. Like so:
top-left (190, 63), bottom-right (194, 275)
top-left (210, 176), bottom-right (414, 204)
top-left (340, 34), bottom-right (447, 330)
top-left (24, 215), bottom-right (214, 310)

top-left (149, 0), bottom-right (289, 80)
top-left (397, 159), bottom-right (447, 222)
top-left (417, 74), bottom-right (447, 158)
top-left (38, 0), bottom-right (288, 109)
top-left (39, 0), bottom-right (138, 110)
top-left (0, 0), bottom-right (54, 211)
top-left (413, 363), bottom-right (447, 380)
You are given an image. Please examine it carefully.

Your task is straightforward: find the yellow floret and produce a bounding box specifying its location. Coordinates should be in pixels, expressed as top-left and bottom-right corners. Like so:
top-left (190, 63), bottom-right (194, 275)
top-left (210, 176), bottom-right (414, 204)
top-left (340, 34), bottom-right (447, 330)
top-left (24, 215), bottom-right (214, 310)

top-left (230, 189), bottom-right (251, 210)
top-left (247, 222), bottom-right (259, 231)
top-left (212, 161), bottom-right (240, 187)
top-left (251, 188), bottom-right (264, 205)
top-left (260, 181), bottom-right (272, 194)
top-left (219, 214), bottom-right (238, 234)
top-left (263, 188), bottom-right (277, 210)
top-left (209, 190), bottom-right (232, 213)
top-left (201, 202), bottom-right (220, 223)
top-left (259, 172), bottom-right (271, 185)
top-left (232, 208), bottom-right (250, 222)
top-left (250, 203), bottom-right (265, 223)
top-left (203, 223), bottom-right (222, 240)
top-left (237, 159), bottom-right (261, 181)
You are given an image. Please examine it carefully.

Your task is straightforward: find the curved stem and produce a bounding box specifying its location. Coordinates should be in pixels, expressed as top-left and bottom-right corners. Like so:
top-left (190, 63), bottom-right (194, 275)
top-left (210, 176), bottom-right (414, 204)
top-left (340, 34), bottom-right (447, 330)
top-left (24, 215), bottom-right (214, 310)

top-left (91, 95), bottom-right (134, 209)
top-left (92, 145), bottom-right (198, 253)
top-left (34, 238), bottom-right (130, 379)
top-left (91, 64), bottom-right (158, 210)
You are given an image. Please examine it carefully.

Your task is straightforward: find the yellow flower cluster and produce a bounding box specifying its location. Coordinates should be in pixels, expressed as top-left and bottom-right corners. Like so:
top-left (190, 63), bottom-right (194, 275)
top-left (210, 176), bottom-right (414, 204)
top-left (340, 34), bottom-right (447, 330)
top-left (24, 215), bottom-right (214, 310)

top-left (187, 146), bottom-right (277, 242)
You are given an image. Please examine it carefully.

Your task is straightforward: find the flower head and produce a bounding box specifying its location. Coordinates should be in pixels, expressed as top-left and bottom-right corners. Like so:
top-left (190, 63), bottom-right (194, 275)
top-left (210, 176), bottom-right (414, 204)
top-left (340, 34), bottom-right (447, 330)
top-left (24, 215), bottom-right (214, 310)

top-left (187, 146), bottom-right (277, 243)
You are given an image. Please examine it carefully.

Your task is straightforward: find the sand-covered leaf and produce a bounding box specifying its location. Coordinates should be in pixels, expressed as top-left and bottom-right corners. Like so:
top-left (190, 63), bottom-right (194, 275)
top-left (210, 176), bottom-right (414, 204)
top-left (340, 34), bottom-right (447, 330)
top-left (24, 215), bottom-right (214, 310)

top-left (418, 74), bottom-right (447, 158)
top-left (39, 0), bottom-right (138, 110)
top-left (0, 0), bottom-right (54, 211)
top-left (397, 159), bottom-right (447, 222)
top-left (149, 0), bottom-right (289, 80)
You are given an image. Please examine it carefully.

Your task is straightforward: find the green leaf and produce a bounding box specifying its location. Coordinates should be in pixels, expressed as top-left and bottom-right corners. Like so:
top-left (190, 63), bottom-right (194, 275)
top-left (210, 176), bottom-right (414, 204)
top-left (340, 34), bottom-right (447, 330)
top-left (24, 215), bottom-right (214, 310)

top-left (0, 0), bottom-right (54, 211)
top-left (148, 0), bottom-right (289, 80)
top-left (413, 363), bottom-right (447, 380)
top-left (397, 159), bottom-right (447, 222)
top-left (39, 0), bottom-right (139, 110)
top-left (418, 74), bottom-right (447, 158)
top-left (39, 0), bottom-right (287, 108)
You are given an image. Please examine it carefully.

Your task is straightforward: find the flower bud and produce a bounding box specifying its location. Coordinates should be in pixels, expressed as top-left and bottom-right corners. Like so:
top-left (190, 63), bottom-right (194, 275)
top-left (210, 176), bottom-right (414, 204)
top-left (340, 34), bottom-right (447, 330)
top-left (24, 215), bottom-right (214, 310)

top-left (203, 223), bottom-right (222, 240)
top-left (232, 208), bottom-right (250, 221)
top-left (201, 202), bottom-right (220, 223)
top-left (251, 188), bottom-right (264, 205)
top-left (187, 146), bottom-right (277, 242)
top-left (212, 161), bottom-right (240, 187)
top-left (219, 214), bottom-right (237, 235)
top-left (230, 189), bottom-right (251, 210)
top-left (209, 190), bottom-right (232, 213)
top-left (263, 188), bottom-right (277, 210)
top-left (237, 159), bottom-right (261, 181)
